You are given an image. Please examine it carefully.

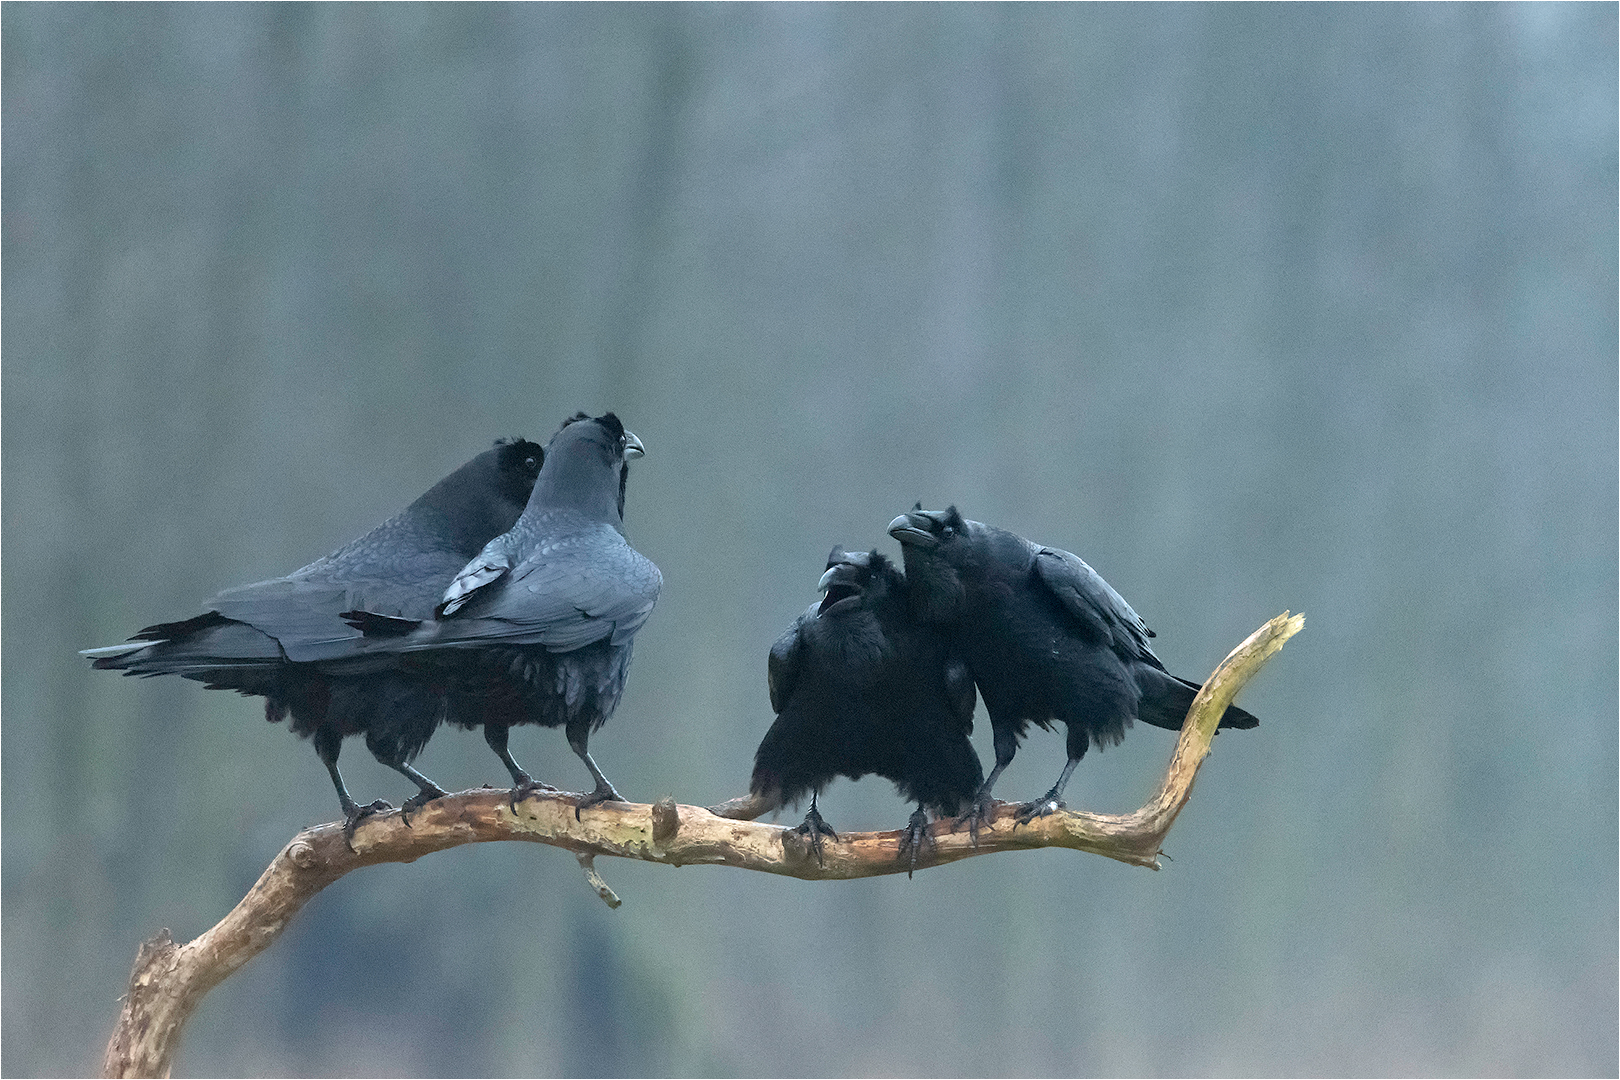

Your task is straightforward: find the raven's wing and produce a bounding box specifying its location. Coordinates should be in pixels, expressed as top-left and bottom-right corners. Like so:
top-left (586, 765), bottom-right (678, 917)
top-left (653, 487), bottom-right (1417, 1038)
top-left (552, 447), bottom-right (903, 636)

top-left (1032, 546), bottom-right (1164, 668)
top-left (86, 556), bottom-right (447, 668)
top-left (205, 580), bottom-right (365, 662)
top-left (437, 524), bottom-right (661, 651)
top-left (209, 545), bottom-right (467, 661)
top-left (943, 652), bottom-right (976, 734)
top-left (766, 616), bottom-right (806, 715)
top-left (437, 541), bottom-right (514, 617)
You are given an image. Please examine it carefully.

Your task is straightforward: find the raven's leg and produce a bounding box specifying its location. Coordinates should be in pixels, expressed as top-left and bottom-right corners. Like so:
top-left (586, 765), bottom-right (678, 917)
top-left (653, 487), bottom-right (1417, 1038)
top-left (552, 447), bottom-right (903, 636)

top-left (483, 722), bottom-right (558, 810)
top-left (313, 725), bottom-right (391, 842)
top-left (1013, 727), bottom-right (1087, 825)
top-left (363, 729), bottom-right (450, 827)
top-left (566, 714), bottom-right (625, 819)
top-left (388, 761), bottom-right (451, 826)
top-left (954, 720), bottom-right (1020, 843)
top-left (793, 794), bottom-right (840, 867)
top-left (896, 804), bottom-right (934, 878)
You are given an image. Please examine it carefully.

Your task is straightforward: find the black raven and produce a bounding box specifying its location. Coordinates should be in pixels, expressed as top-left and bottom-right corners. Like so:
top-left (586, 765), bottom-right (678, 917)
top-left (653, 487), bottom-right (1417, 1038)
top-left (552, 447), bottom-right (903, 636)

top-left (888, 506), bottom-right (1258, 831)
top-left (342, 413), bottom-right (661, 817)
top-left (83, 438), bottom-right (545, 832)
top-left (746, 547), bottom-right (982, 872)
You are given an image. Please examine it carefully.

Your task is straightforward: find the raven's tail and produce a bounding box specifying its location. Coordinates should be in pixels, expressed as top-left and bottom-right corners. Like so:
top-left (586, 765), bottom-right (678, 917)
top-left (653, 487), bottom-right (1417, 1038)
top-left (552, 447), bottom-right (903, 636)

top-left (707, 791), bottom-right (777, 821)
top-left (1136, 668), bottom-right (1259, 732)
top-left (81, 613), bottom-right (283, 688)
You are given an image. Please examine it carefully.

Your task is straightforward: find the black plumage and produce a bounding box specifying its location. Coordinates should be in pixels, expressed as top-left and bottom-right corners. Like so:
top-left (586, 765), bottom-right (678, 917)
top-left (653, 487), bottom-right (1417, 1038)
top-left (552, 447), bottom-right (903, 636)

top-left (748, 547), bottom-right (982, 871)
top-left (888, 505), bottom-right (1258, 830)
top-left (83, 438), bottom-right (545, 831)
top-left (342, 413), bottom-right (661, 816)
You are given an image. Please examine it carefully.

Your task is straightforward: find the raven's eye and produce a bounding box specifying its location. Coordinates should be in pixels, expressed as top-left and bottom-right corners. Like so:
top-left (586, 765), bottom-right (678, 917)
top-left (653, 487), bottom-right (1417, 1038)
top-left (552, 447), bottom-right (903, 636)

top-left (941, 524), bottom-right (955, 538)
top-left (524, 456), bottom-right (538, 471)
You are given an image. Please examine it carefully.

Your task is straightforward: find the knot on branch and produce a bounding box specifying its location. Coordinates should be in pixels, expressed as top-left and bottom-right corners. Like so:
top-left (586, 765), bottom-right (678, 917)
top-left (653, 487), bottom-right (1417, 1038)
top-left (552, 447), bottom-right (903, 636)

top-left (651, 797), bottom-right (680, 845)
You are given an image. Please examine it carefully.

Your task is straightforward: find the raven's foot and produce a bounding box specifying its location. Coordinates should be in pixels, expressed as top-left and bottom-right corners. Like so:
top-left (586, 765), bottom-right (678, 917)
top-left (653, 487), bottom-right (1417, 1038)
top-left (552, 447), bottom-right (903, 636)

top-left (1012, 788), bottom-right (1065, 826)
top-left (507, 774), bottom-right (561, 813)
top-left (792, 804), bottom-right (840, 867)
top-left (951, 790), bottom-right (999, 846)
top-left (341, 799), bottom-right (394, 845)
top-left (897, 807), bottom-right (934, 878)
top-left (573, 781), bottom-right (627, 820)
top-left (399, 784), bottom-right (451, 828)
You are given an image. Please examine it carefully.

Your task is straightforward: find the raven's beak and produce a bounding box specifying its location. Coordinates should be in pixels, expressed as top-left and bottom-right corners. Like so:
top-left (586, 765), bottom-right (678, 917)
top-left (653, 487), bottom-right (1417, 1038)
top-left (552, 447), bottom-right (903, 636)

top-left (816, 564), bottom-right (862, 615)
top-left (887, 511), bottom-right (938, 549)
top-left (623, 431), bottom-right (645, 459)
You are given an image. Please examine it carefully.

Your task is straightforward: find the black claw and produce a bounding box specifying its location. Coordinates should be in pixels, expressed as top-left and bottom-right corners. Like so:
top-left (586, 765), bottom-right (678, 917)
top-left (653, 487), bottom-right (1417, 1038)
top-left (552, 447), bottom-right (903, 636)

top-left (399, 785), bottom-right (450, 828)
top-left (1012, 789), bottom-right (1065, 827)
top-left (507, 775), bottom-right (560, 813)
top-left (952, 791), bottom-right (997, 846)
top-left (897, 808), bottom-right (934, 879)
top-left (340, 798), bottom-right (394, 846)
top-left (793, 803), bottom-right (839, 867)
top-left (574, 781), bottom-right (627, 820)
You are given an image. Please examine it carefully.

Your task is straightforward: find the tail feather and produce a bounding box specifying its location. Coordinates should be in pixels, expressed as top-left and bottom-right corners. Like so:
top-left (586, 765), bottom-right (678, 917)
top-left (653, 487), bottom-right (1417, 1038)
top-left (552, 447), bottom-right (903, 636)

top-left (1136, 670), bottom-right (1259, 731)
top-left (82, 617), bottom-right (284, 679)
top-left (80, 642), bottom-right (151, 662)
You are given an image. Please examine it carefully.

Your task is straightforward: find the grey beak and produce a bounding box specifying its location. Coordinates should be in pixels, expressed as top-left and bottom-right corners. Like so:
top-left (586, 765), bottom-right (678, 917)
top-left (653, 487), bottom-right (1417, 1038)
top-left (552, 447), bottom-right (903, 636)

top-left (894, 514), bottom-right (946, 550)
top-left (888, 512), bottom-right (938, 547)
top-left (817, 566), bottom-right (838, 593)
top-left (623, 431), bottom-right (645, 459)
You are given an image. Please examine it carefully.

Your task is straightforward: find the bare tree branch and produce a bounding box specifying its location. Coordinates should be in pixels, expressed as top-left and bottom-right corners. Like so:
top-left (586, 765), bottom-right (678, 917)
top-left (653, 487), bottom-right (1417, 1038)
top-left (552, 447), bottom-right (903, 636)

top-left (102, 611), bottom-right (1302, 1078)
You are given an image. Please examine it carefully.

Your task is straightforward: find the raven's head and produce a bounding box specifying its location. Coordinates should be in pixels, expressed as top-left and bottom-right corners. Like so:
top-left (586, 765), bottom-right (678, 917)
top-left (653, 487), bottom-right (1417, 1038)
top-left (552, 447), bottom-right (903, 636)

top-left (491, 437), bottom-right (544, 507)
top-left (815, 547), bottom-right (900, 618)
top-left (417, 437), bottom-right (546, 555)
top-left (554, 412), bottom-right (643, 459)
top-left (536, 412), bottom-right (645, 522)
top-left (886, 504), bottom-right (973, 623)
top-left (886, 504), bottom-right (971, 552)
top-left (580, 412), bottom-right (643, 519)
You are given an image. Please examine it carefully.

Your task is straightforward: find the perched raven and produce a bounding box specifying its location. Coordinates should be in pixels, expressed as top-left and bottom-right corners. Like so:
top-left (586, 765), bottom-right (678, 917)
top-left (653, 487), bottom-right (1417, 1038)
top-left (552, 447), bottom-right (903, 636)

top-left (746, 548), bottom-right (982, 872)
top-left (342, 413), bottom-right (661, 816)
top-left (83, 438), bottom-right (545, 832)
top-left (888, 506), bottom-right (1258, 831)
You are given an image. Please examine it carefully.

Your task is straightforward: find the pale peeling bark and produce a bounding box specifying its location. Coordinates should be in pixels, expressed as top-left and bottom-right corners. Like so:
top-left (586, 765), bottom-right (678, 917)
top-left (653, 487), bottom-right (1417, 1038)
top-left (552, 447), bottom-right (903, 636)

top-left (102, 612), bottom-right (1302, 1078)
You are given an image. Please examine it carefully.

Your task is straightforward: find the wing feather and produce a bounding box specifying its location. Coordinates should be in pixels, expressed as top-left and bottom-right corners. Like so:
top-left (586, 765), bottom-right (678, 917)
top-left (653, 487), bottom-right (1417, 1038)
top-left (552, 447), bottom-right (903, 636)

top-left (429, 524), bottom-right (661, 652)
top-left (943, 653), bottom-right (976, 733)
top-left (438, 555), bottom-right (512, 616)
top-left (766, 617), bottom-right (806, 715)
top-left (1033, 547), bottom-right (1162, 667)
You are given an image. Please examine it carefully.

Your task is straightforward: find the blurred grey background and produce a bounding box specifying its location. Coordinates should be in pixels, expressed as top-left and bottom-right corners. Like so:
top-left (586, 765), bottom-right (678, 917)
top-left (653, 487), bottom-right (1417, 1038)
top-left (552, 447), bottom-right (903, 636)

top-left (4, 4), bottom-right (1615, 1076)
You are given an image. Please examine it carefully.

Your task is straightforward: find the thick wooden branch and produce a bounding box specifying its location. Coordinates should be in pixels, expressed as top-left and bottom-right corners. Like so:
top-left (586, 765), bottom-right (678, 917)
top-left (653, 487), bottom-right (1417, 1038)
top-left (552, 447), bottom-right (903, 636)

top-left (102, 612), bottom-right (1302, 1078)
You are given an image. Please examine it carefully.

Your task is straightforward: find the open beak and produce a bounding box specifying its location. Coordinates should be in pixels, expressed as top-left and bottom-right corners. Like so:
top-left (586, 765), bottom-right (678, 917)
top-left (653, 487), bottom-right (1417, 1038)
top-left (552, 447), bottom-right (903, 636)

top-left (816, 564), bottom-right (863, 615)
top-left (623, 431), bottom-right (645, 459)
top-left (887, 511), bottom-right (939, 549)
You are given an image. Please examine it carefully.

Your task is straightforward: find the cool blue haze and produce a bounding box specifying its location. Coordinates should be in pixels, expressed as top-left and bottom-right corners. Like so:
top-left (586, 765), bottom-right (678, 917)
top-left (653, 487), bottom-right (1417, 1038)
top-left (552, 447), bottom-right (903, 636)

top-left (4, 5), bottom-right (1615, 1076)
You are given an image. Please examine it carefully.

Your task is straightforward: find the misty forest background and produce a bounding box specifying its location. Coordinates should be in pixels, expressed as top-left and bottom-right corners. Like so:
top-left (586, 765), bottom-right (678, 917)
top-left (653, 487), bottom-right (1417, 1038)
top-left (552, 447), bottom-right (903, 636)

top-left (4, 5), bottom-right (1615, 1077)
